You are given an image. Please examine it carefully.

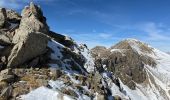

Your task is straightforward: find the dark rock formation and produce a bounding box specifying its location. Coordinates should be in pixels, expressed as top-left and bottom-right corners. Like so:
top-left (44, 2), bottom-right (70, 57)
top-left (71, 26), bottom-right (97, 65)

top-left (91, 39), bottom-right (157, 90)
top-left (0, 8), bottom-right (7, 28)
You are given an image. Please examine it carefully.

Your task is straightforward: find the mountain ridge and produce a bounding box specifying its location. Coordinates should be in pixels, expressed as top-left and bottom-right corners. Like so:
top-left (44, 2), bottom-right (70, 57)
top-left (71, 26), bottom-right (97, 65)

top-left (0, 2), bottom-right (169, 100)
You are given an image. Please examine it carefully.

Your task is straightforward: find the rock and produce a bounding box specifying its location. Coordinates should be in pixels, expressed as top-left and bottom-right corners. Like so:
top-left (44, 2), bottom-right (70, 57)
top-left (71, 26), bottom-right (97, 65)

top-left (1, 56), bottom-right (6, 63)
top-left (18, 2), bottom-right (49, 35)
top-left (28, 57), bottom-right (39, 67)
top-left (0, 8), bottom-right (7, 28)
top-left (48, 31), bottom-right (74, 48)
top-left (8, 32), bottom-right (48, 67)
top-left (0, 74), bottom-right (15, 83)
top-left (95, 93), bottom-right (105, 100)
top-left (60, 88), bottom-right (78, 98)
top-left (0, 69), bottom-right (15, 83)
top-left (50, 68), bottom-right (63, 79)
top-left (6, 9), bottom-right (21, 23)
top-left (6, 2), bottom-right (50, 68)
top-left (0, 68), bottom-right (13, 75)
top-left (91, 40), bottom-right (156, 90)
top-left (0, 33), bottom-right (11, 46)
top-left (0, 45), bottom-right (13, 58)
top-left (127, 81), bottom-right (136, 90)
top-left (113, 95), bottom-right (121, 100)
top-left (0, 85), bottom-right (13, 100)
top-left (36, 79), bottom-right (48, 86)
top-left (0, 81), bottom-right (8, 91)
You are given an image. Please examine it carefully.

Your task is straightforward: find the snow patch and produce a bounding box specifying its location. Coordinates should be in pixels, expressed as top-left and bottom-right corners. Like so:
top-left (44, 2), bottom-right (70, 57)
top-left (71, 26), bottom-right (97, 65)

top-left (48, 39), bottom-right (64, 60)
top-left (21, 86), bottom-right (74, 100)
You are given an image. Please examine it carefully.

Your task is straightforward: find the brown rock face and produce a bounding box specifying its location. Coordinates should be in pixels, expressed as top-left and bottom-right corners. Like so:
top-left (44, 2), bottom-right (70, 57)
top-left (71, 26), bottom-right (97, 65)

top-left (91, 39), bottom-right (156, 90)
top-left (8, 32), bottom-right (48, 67)
top-left (7, 2), bottom-right (49, 67)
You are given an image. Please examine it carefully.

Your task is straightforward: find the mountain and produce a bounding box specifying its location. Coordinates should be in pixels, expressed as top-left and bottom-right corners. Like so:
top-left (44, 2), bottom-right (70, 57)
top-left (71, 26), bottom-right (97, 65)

top-left (91, 39), bottom-right (170, 100)
top-left (0, 2), bottom-right (170, 100)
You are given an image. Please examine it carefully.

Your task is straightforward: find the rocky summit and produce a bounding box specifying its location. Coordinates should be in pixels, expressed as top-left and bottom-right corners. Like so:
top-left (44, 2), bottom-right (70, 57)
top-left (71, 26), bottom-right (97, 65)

top-left (0, 2), bottom-right (170, 100)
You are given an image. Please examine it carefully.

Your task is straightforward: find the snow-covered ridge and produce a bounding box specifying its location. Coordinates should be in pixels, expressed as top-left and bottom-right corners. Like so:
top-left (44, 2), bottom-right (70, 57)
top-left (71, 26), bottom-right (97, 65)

top-left (20, 36), bottom-right (170, 100)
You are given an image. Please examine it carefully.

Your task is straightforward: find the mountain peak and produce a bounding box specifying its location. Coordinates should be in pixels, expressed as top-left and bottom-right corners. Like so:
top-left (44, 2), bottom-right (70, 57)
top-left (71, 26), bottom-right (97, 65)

top-left (111, 38), bottom-right (154, 55)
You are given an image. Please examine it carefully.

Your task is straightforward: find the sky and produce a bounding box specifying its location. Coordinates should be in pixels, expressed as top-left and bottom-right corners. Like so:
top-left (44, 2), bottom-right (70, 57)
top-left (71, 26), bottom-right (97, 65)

top-left (1, 0), bottom-right (170, 51)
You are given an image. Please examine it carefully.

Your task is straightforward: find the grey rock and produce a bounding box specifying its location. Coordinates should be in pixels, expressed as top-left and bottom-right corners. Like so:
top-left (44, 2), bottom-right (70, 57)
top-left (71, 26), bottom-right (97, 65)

top-left (8, 32), bottom-right (48, 67)
top-left (17, 2), bottom-right (49, 36)
top-left (0, 33), bottom-right (11, 45)
top-left (6, 9), bottom-right (21, 23)
top-left (0, 8), bottom-right (7, 28)
top-left (28, 57), bottom-right (39, 67)
top-left (0, 69), bottom-right (15, 82)
top-left (0, 85), bottom-right (13, 100)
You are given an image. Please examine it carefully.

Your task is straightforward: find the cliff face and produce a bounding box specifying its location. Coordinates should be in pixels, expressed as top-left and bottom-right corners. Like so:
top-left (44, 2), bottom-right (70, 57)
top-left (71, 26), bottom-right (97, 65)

top-left (0, 2), bottom-right (170, 100)
top-left (91, 39), bottom-right (170, 100)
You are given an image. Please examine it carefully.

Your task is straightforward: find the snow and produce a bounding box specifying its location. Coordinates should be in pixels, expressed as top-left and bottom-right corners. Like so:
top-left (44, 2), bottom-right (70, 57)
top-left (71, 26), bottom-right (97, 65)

top-left (21, 86), bottom-right (74, 100)
top-left (110, 49), bottom-right (126, 56)
top-left (80, 44), bottom-right (95, 73)
top-left (101, 72), bottom-right (129, 99)
top-left (119, 79), bottom-right (149, 100)
top-left (120, 39), bottom-right (170, 99)
top-left (48, 40), bottom-right (64, 60)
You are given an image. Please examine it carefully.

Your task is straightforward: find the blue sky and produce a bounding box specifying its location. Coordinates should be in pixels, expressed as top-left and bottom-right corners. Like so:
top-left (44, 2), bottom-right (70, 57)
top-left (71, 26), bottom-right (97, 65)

top-left (1, 0), bottom-right (170, 51)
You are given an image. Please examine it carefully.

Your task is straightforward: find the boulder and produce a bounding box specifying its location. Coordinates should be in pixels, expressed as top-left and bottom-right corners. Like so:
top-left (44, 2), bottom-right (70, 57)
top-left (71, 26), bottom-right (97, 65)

top-left (0, 32), bottom-right (11, 46)
top-left (0, 69), bottom-right (15, 83)
top-left (8, 32), bottom-right (48, 67)
top-left (7, 2), bottom-right (49, 68)
top-left (0, 8), bottom-right (7, 28)
top-left (95, 93), bottom-right (105, 100)
top-left (0, 86), bottom-right (13, 100)
top-left (17, 2), bottom-right (49, 35)
top-left (6, 9), bottom-right (21, 23)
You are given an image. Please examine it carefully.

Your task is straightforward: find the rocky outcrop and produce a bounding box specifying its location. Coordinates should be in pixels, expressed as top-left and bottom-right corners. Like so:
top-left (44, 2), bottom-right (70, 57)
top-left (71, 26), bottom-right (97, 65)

top-left (6, 9), bottom-right (21, 23)
top-left (8, 32), bottom-right (48, 67)
top-left (91, 39), bottom-right (157, 90)
top-left (0, 8), bottom-right (7, 28)
top-left (7, 2), bottom-right (50, 67)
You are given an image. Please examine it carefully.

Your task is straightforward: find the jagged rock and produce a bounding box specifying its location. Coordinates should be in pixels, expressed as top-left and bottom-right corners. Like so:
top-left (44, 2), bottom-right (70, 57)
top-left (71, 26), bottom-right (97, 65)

top-left (60, 88), bottom-right (78, 98)
top-left (8, 32), bottom-right (48, 67)
top-left (95, 93), bottom-right (105, 100)
top-left (0, 8), bottom-right (7, 28)
top-left (113, 95), bottom-right (121, 100)
top-left (0, 69), bottom-right (16, 83)
top-left (6, 9), bottom-right (21, 23)
top-left (49, 68), bottom-right (63, 79)
top-left (48, 31), bottom-right (75, 48)
top-left (0, 85), bottom-right (13, 100)
top-left (0, 32), bottom-right (11, 45)
top-left (6, 2), bottom-right (50, 68)
top-left (91, 46), bottom-right (110, 59)
top-left (91, 39), bottom-right (156, 90)
top-left (17, 2), bottom-right (49, 35)
top-left (28, 57), bottom-right (40, 67)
